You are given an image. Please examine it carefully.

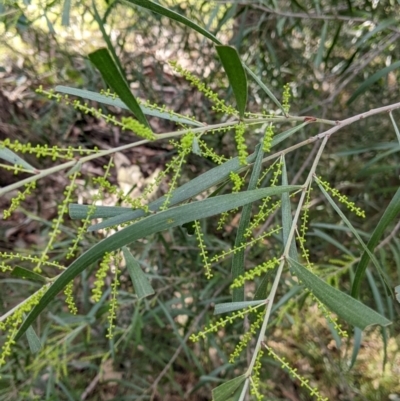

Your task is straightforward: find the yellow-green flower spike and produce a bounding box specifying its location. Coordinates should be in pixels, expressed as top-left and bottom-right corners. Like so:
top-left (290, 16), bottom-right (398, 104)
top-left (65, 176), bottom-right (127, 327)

top-left (315, 176), bottom-right (366, 218)
top-left (282, 83), bottom-right (292, 114)
top-left (193, 220), bottom-right (212, 279)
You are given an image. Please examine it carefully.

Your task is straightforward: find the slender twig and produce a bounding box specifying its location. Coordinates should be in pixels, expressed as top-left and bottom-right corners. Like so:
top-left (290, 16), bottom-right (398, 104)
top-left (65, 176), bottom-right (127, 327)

top-left (0, 115), bottom-right (332, 196)
top-left (244, 135), bottom-right (329, 382)
top-left (4, 101), bottom-right (399, 197)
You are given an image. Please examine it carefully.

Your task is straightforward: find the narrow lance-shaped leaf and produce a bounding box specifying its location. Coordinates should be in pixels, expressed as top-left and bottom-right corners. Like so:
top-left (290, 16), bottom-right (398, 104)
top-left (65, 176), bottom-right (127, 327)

top-left (26, 324), bottom-right (42, 354)
top-left (122, 247), bottom-right (154, 299)
top-left (61, 0), bottom-right (71, 26)
top-left (216, 45), bottom-right (247, 119)
top-left (15, 185), bottom-right (300, 340)
top-left (212, 374), bottom-right (247, 401)
top-left (288, 257), bottom-right (391, 330)
top-left (281, 156), bottom-right (298, 261)
top-left (253, 267), bottom-right (277, 301)
top-left (11, 266), bottom-right (47, 283)
top-left (349, 327), bottom-right (363, 370)
top-left (0, 147), bottom-right (37, 172)
top-left (214, 300), bottom-right (265, 315)
top-left (88, 48), bottom-right (150, 129)
top-left (352, 188), bottom-right (400, 298)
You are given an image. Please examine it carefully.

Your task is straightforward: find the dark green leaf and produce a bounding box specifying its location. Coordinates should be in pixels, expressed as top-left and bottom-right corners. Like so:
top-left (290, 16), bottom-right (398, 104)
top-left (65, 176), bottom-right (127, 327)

top-left (122, 247), bottom-right (154, 299)
top-left (88, 48), bottom-right (150, 128)
top-left (216, 45), bottom-right (247, 118)
top-left (92, 0), bottom-right (125, 81)
top-left (123, 0), bottom-right (220, 44)
top-left (288, 258), bottom-right (391, 330)
top-left (11, 266), bottom-right (47, 283)
top-left (352, 188), bottom-right (400, 298)
top-left (253, 268), bottom-right (276, 301)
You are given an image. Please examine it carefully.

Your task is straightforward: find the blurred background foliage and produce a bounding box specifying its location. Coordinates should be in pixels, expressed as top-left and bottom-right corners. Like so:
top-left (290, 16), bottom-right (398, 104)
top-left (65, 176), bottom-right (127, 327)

top-left (0, 0), bottom-right (399, 400)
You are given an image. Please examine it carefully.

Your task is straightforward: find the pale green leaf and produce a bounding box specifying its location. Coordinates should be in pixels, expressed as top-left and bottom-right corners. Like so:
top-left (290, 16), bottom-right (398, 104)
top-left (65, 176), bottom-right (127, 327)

top-left (61, 0), bottom-right (71, 26)
top-left (0, 146), bottom-right (36, 172)
top-left (26, 324), bottom-right (41, 353)
top-left (69, 204), bottom-right (131, 220)
top-left (281, 156), bottom-right (298, 260)
top-left (288, 257), bottom-right (391, 329)
top-left (55, 86), bottom-right (202, 127)
top-left (212, 375), bottom-right (247, 401)
top-left (214, 300), bottom-right (265, 315)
